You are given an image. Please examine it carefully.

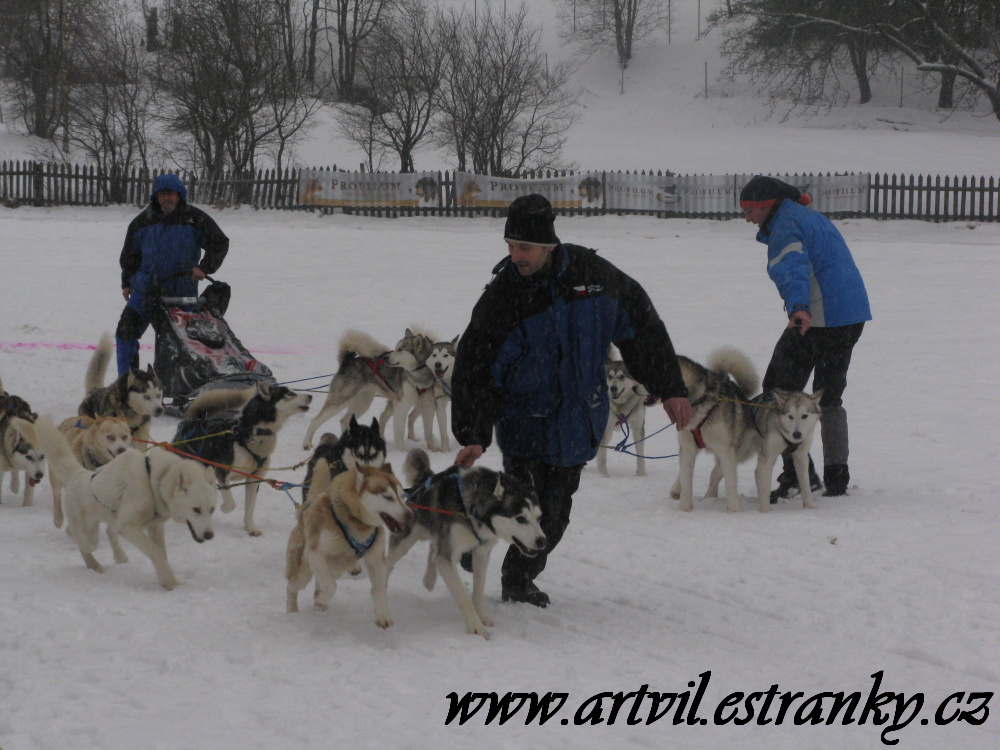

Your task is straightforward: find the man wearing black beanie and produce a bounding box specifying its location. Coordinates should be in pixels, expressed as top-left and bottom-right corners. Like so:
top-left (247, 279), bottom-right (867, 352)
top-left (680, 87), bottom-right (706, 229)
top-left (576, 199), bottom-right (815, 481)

top-left (451, 194), bottom-right (692, 607)
top-left (739, 176), bottom-right (872, 499)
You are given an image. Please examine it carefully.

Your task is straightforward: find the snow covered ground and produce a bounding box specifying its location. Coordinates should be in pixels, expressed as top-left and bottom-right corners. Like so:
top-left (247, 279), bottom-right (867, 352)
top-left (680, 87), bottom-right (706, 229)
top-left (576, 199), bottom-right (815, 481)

top-left (0, 206), bottom-right (997, 749)
top-left (0, 1), bottom-right (998, 747)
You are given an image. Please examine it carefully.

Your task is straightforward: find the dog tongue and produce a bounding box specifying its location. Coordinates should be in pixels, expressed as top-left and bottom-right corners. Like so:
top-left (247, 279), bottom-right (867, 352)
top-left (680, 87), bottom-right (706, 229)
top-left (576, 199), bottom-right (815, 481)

top-left (28, 477), bottom-right (37, 487)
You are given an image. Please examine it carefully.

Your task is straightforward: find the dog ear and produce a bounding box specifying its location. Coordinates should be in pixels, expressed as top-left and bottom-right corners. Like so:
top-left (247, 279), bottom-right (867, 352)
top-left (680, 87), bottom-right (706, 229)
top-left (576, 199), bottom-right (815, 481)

top-left (349, 414), bottom-right (359, 431)
top-left (146, 364), bottom-right (156, 377)
top-left (255, 381), bottom-right (271, 399)
top-left (451, 335), bottom-right (460, 345)
top-left (405, 328), bottom-right (414, 338)
top-left (494, 475), bottom-right (504, 499)
top-left (810, 389), bottom-right (824, 404)
top-left (370, 416), bottom-right (379, 431)
top-left (771, 390), bottom-right (790, 407)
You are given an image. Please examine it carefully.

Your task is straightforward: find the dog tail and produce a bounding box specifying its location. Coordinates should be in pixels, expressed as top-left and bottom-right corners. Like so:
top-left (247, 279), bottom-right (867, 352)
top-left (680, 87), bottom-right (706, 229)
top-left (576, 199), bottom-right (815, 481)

top-left (183, 387), bottom-right (256, 421)
top-left (707, 347), bottom-right (761, 397)
top-left (12, 414), bottom-right (86, 488)
top-left (306, 457), bottom-right (333, 505)
top-left (85, 333), bottom-right (114, 394)
top-left (402, 448), bottom-right (433, 487)
top-left (338, 330), bottom-right (390, 367)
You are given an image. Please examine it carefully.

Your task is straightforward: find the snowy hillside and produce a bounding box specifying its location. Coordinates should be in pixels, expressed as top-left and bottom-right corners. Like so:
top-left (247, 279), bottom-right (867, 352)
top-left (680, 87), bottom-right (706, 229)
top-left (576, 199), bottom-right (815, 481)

top-left (1, 0), bottom-right (998, 176)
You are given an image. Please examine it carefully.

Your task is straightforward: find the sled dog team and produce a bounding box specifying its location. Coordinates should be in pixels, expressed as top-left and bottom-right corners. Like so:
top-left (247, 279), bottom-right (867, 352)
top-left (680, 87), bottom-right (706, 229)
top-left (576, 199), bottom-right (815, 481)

top-left (1, 324), bottom-right (820, 637)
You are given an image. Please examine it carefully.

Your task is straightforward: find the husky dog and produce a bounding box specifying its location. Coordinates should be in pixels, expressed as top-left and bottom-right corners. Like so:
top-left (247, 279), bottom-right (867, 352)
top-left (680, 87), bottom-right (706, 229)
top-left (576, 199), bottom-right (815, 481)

top-left (669, 348), bottom-right (822, 512)
top-left (414, 176), bottom-right (440, 207)
top-left (387, 449), bottom-right (547, 639)
top-left (301, 417), bottom-right (387, 505)
top-left (596, 357), bottom-right (649, 477)
top-left (0, 383), bottom-right (45, 508)
top-left (48, 415), bottom-right (132, 528)
top-left (302, 329), bottom-right (434, 452)
top-left (175, 383), bottom-right (312, 536)
top-left (403, 335), bottom-right (458, 452)
top-left (16, 415), bottom-right (216, 590)
top-left (78, 333), bottom-right (164, 444)
top-left (285, 459), bottom-right (412, 626)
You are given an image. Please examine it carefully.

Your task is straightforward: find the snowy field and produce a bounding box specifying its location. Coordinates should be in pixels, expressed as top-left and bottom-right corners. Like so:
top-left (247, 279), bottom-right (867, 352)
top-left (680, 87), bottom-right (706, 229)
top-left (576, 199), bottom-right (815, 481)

top-left (0, 206), bottom-right (998, 749)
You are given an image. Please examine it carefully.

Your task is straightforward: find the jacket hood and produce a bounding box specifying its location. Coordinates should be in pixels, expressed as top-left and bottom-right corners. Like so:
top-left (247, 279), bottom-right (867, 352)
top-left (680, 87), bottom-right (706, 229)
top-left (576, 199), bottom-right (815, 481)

top-left (150, 173), bottom-right (188, 203)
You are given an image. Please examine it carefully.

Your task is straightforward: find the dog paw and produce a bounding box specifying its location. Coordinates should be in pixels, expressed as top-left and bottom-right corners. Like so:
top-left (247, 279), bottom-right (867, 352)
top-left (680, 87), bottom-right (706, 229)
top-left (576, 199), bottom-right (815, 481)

top-left (678, 502), bottom-right (693, 512)
top-left (114, 551), bottom-right (129, 564)
top-left (375, 617), bottom-right (393, 629)
top-left (468, 624), bottom-right (491, 640)
top-left (669, 490), bottom-right (680, 499)
top-left (313, 602), bottom-right (329, 612)
top-left (160, 577), bottom-right (179, 591)
top-left (803, 499), bottom-right (816, 509)
top-left (247, 528), bottom-right (263, 537)
top-left (221, 499), bottom-right (236, 513)
top-left (479, 614), bottom-right (494, 628)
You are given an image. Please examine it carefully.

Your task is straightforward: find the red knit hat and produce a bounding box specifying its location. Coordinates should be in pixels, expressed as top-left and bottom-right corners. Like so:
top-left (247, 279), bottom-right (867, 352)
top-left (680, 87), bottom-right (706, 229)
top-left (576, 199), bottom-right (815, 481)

top-left (739, 176), bottom-right (811, 209)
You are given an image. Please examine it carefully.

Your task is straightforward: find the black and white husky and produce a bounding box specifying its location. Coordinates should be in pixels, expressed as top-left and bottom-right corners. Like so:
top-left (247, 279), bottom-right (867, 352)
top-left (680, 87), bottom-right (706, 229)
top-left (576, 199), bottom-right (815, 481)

top-left (174, 383), bottom-right (312, 536)
top-left (301, 416), bottom-right (387, 505)
top-left (387, 449), bottom-right (546, 639)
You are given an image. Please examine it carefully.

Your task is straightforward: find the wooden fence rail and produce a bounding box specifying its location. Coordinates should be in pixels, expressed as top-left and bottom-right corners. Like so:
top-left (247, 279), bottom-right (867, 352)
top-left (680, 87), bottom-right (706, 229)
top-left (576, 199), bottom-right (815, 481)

top-left (1, 161), bottom-right (997, 222)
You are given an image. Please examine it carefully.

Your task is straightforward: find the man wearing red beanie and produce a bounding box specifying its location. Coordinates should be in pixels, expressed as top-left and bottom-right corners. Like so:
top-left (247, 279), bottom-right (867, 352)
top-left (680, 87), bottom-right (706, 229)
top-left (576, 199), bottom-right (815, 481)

top-left (739, 176), bottom-right (872, 499)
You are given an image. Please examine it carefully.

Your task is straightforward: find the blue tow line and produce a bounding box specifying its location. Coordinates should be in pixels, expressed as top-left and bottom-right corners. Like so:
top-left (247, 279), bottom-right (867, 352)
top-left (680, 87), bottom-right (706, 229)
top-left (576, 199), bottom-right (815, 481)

top-left (611, 417), bottom-right (678, 461)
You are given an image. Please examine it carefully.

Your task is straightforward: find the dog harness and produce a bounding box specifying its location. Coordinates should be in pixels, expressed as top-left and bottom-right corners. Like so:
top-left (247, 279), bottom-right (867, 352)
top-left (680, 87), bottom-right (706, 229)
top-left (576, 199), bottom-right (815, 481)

top-left (358, 354), bottom-right (399, 396)
top-left (687, 395), bottom-right (718, 450)
top-left (405, 470), bottom-right (486, 544)
top-left (329, 505), bottom-right (377, 559)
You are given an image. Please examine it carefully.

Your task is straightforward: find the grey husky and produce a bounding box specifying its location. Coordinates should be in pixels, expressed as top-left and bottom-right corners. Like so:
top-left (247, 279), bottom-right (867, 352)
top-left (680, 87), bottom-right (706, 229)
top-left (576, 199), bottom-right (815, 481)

top-left (596, 357), bottom-right (648, 477)
top-left (670, 347), bottom-right (823, 513)
top-left (0, 377), bottom-right (45, 507)
top-left (302, 329), bottom-right (434, 452)
top-left (174, 383), bottom-right (312, 536)
top-left (387, 449), bottom-right (547, 639)
top-left (400, 335), bottom-right (458, 452)
top-left (78, 332), bottom-right (164, 444)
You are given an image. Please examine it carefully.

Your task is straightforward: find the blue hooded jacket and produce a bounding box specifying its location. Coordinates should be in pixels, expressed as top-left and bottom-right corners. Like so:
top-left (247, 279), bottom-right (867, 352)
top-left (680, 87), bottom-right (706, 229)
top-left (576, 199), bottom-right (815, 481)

top-left (452, 244), bottom-right (687, 467)
top-left (119, 174), bottom-right (229, 298)
top-left (758, 200), bottom-right (871, 327)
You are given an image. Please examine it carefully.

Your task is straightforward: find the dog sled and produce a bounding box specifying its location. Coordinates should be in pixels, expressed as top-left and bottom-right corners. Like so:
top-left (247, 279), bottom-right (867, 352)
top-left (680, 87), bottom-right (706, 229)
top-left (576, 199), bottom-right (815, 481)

top-left (148, 277), bottom-right (275, 417)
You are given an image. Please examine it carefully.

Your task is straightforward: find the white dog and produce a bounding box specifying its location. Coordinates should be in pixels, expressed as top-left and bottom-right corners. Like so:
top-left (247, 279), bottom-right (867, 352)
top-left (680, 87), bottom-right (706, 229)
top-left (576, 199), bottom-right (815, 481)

top-left (17, 415), bottom-right (217, 590)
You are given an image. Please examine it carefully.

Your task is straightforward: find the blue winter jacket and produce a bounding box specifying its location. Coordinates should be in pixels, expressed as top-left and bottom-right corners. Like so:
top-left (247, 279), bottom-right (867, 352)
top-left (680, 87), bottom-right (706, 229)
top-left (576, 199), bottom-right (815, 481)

top-left (451, 244), bottom-right (687, 467)
top-left (758, 200), bottom-right (871, 327)
top-left (119, 174), bottom-right (229, 298)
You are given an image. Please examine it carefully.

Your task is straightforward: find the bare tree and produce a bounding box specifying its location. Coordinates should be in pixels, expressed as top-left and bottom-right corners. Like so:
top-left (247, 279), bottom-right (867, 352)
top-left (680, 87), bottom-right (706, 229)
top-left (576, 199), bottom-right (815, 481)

top-left (337, 0), bottom-right (447, 172)
top-left (557, 0), bottom-right (673, 71)
top-left (0, 0), bottom-right (105, 141)
top-left (154, 0), bottom-right (319, 190)
top-left (708, 1), bottom-right (892, 112)
top-left (750, 0), bottom-right (1000, 121)
top-left (67, 6), bottom-right (156, 199)
top-left (438, 3), bottom-right (580, 175)
top-left (330, 0), bottom-right (395, 100)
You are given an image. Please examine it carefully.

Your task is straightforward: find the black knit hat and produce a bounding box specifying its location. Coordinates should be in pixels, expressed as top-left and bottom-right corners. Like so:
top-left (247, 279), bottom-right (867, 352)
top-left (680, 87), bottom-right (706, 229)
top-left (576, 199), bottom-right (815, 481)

top-left (739, 175), bottom-right (811, 207)
top-left (504, 194), bottom-right (558, 245)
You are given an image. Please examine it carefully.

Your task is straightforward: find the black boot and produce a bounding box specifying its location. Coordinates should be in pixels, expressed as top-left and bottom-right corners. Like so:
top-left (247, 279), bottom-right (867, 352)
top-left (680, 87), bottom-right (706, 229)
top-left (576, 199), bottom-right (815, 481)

top-left (501, 579), bottom-right (550, 608)
top-left (770, 453), bottom-right (822, 503)
top-left (822, 464), bottom-right (850, 496)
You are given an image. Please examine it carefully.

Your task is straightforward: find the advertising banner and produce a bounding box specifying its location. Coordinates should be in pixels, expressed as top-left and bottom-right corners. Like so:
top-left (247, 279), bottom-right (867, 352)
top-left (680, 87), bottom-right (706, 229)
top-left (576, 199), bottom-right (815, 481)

top-left (298, 170), bottom-right (442, 207)
top-left (453, 171), bottom-right (606, 209)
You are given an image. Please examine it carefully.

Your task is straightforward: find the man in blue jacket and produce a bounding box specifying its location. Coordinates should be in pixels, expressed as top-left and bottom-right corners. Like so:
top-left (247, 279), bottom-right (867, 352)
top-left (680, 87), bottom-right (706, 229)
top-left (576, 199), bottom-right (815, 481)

top-left (115, 173), bottom-right (230, 375)
top-left (452, 194), bottom-right (692, 607)
top-left (740, 176), bottom-right (871, 498)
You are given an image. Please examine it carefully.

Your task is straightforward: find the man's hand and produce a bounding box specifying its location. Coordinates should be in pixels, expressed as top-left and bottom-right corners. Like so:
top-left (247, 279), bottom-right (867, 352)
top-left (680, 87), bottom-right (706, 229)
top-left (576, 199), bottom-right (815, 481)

top-left (788, 310), bottom-right (812, 334)
top-left (122, 286), bottom-right (132, 301)
top-left (191, 267), bottom-right (207, 282)
top-left (454, 444), bottom-right (484, 467)
top-left (662, 397), bottom-right (693, 431)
